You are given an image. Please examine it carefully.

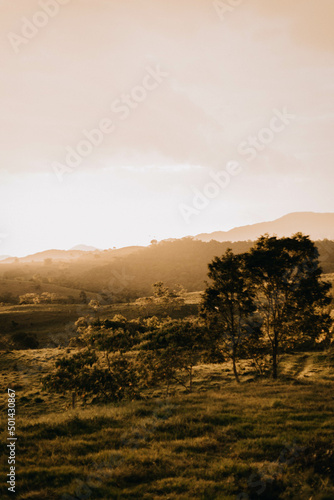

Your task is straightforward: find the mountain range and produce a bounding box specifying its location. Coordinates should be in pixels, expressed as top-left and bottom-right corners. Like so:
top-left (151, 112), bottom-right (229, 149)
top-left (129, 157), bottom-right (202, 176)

top-left (194, 212), bottom-right (334, 243)
top-left (1, 212), bottom-right (333, 263)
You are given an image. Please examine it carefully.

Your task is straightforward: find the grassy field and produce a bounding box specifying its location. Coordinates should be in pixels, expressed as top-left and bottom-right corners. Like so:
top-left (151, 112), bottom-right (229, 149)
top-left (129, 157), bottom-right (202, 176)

top-left (1, 349), bottom-right (334, 499)
top-left (0, 278), bottom-right (331, 349)
top-left (0, 279), bottom-right (100, 301)
top-left (0, 295), bottom-right (200, 348)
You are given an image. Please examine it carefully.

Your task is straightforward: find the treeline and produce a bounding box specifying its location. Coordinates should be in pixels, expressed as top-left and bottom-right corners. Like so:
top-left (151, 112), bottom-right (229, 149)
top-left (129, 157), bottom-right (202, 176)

top-left (2, 238), bottom-right (334, 303)
top-left (43, 235), bottom-right (333, 403)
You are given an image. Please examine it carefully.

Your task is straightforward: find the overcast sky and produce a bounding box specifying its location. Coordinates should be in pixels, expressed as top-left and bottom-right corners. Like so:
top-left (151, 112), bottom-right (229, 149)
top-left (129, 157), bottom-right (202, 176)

top-left (1, 0), bottom-right (333, 256)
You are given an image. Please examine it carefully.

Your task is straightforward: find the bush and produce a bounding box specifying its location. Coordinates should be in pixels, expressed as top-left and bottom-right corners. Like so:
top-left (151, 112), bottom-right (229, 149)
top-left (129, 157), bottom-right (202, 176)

top-left (43, 349), bottom-right (140, 403)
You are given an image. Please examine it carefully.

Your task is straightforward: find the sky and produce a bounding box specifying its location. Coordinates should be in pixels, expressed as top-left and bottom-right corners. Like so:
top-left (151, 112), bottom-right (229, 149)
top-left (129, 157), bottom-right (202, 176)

top-left (0, 0), bottom-right (333, 256)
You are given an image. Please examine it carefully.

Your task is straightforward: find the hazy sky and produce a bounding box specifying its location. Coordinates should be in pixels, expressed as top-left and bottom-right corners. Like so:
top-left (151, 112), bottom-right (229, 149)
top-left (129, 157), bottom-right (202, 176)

top-left (1, 0), bottom-right (334, 256)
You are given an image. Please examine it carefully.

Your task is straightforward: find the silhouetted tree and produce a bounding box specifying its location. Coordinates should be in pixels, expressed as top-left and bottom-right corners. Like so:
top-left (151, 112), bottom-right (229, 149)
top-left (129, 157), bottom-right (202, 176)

top-left (201, 249), bottom-right (257, 382)
top-left (245, 234), bottom-right (332, 378)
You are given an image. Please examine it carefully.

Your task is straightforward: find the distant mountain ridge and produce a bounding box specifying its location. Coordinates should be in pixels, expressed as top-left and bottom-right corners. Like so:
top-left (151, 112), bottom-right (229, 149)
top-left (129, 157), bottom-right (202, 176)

top-left (194, 212), bottom-right (334, 243)
top-left (2, 212), bottom-right (334, 263)
top-left (0, 246), bottom-right (144, 264)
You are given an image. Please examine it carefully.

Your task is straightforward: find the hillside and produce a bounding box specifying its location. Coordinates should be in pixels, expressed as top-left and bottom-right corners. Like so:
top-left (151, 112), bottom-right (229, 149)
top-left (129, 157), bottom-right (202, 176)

top-left (195, 212), bottom-right (334, 242)
top-left (1, 239), bottom-right (334, 303)
top-left (0, 279), bottom-right (99, 302)
top-left (1, 350), bottom-right (334, 499)
top-left (0, 245), bottom-right (143, 264)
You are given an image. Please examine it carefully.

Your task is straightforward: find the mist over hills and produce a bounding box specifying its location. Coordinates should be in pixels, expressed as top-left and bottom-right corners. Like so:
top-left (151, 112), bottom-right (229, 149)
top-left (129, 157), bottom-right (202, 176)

top-left (194, 212), bottom-right (334, 243)
top-left (1, 212), bottom-right (333, 267)
top-left (1, 237), bottom-right (334, 305)
top-left (0, 246), bottom-right (143, 264)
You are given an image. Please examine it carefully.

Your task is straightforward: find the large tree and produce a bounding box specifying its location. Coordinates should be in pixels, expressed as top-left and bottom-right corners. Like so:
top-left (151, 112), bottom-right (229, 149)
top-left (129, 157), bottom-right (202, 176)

top-left (245, 233), bottom-right (332, 378)
top-left (200, 249), bottom-right (258, 382)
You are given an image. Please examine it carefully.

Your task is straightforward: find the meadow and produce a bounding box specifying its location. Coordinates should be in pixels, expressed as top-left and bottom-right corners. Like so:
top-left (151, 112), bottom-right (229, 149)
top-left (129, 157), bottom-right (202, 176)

top-left (1, 239), bottom-right (333, 499)
top-left (0, 294), bottom-right (200, 349)
top-left (1, 348), bottom-right (334, 499)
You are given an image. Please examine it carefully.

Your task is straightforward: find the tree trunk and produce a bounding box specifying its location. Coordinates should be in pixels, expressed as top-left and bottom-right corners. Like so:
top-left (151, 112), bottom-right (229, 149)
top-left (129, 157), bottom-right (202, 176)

top-left (232, 353), bottom-right (240, 383)
top-left (272, 334), bottom-right (278, 379)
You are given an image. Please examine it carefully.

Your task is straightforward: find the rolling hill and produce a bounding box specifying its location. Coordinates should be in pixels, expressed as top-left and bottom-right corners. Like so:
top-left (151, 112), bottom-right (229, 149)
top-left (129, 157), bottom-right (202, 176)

top-left (0, 246), bottom-right (144, 264)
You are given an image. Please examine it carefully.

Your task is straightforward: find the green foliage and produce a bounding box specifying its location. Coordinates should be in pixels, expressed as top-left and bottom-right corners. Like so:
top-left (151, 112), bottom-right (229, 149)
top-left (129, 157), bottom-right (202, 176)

top-left (200, 235), bottom-right (333, 380)
top-left (139, 318), bottom-right (209, 394)
top-left (44, 314), bottom-right (149, 402)
top-left (200, 249), bottom-right (259, 382)
top-left (19, 291), bottom-right (69, 305)
top-left (245, 234), bottom-right (332, 378)
top-left (79, 290), bottom-right (87, 304)
top-left (43, 349), bottom-right (139, 403)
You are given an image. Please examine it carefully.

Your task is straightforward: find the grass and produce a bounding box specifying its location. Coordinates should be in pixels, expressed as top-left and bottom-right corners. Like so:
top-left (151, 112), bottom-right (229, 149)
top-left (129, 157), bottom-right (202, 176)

top-left (0, 279), bottom-right (100, 302)
top-left (0, 295), bottom-right (199, 348)
top-left (1, 350), bottom-right (334, 499)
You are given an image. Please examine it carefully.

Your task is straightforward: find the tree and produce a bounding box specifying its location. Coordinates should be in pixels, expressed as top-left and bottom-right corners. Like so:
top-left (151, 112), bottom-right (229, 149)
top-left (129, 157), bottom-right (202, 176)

top-left (245, 234), bottom-right (332, 378)
top-left (152, 282), bottom-right (185, 310)
top-left (139, 319), bottom-right (208, 394)
top-left (43, 348), bottom-right (139, 404)
top-left (88, 299), bottom-right (101, 312)
top-left (70, 315), bottom-right (144, 355)
top-left (44, 314), bottom-right (148, 404)
top-left (79, 291), bottom-right (87, 304)
top-left (200, 249), bottom-right (257, 382)
top-left (152, 281), bottom-right (169, 299)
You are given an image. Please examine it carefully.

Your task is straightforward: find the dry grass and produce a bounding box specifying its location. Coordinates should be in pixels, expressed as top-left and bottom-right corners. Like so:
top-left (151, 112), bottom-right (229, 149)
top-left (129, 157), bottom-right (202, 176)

top-left (1, 349), bottom-right (334, 499)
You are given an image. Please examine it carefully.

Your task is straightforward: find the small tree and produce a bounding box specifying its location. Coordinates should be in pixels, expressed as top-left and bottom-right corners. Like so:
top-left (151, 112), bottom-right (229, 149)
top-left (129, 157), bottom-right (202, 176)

top-left (43, 349), bottom-right (139, 404)
top-left (152, 282), bottom-right (185, 312)
top-left (88, 299), bottom-right (101, 312)
top-left (140, 319), bottom-right (208, 394)
top-left (201, 249), bottom-right (257, 383)
top-left (79, 291), bottom-right (87, 304)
